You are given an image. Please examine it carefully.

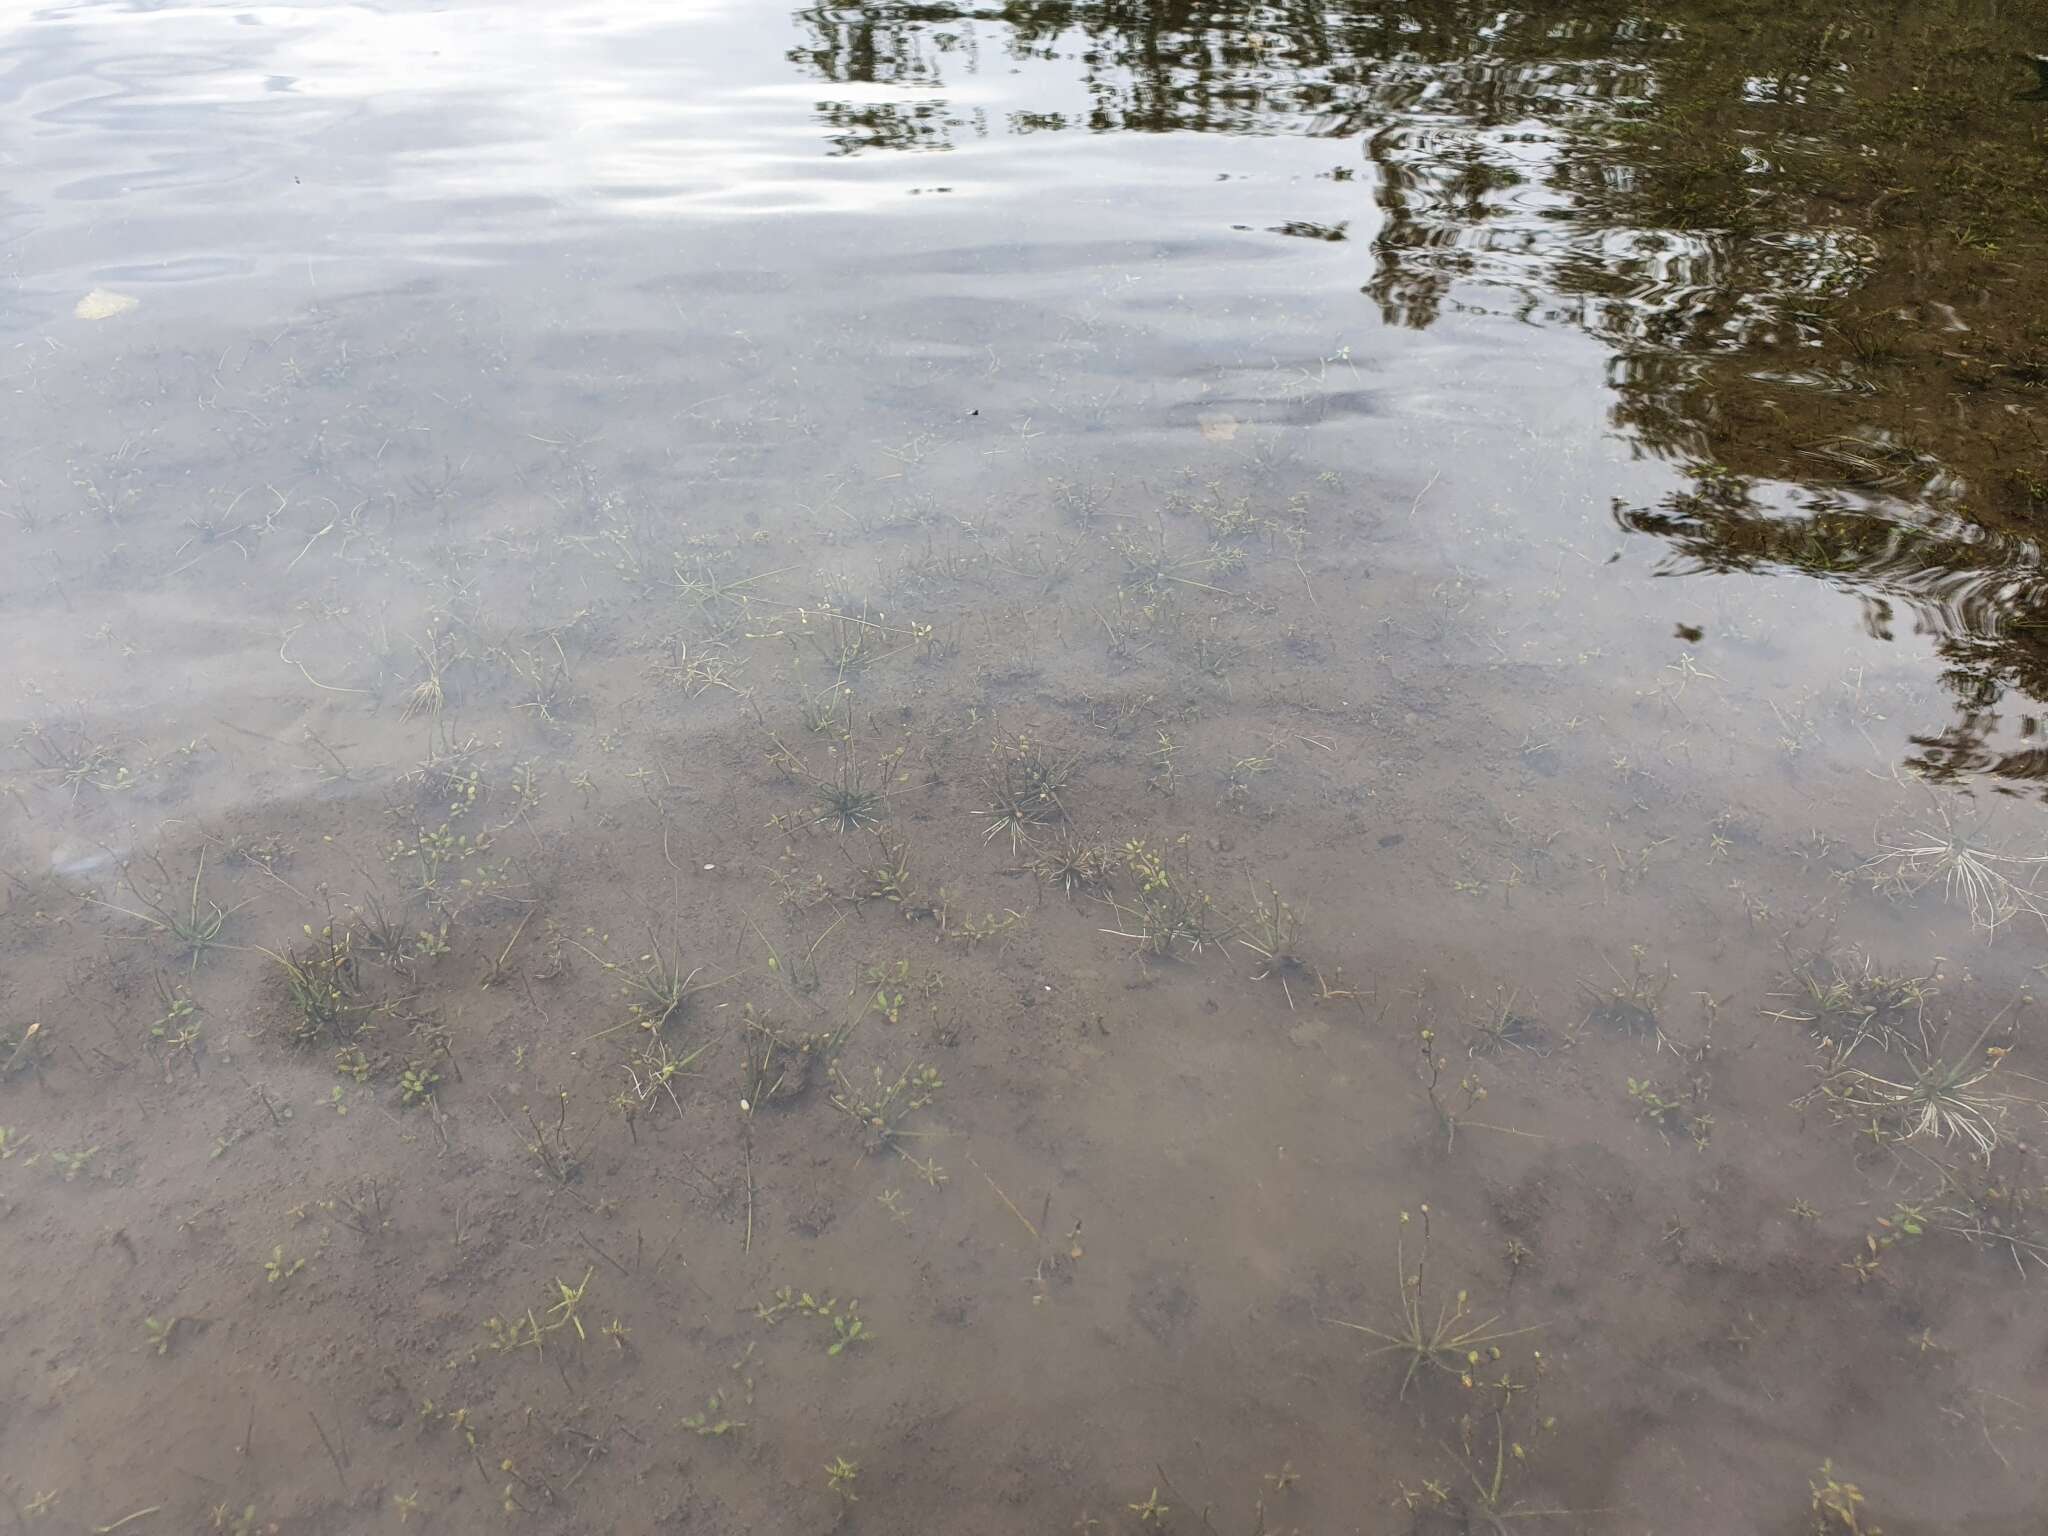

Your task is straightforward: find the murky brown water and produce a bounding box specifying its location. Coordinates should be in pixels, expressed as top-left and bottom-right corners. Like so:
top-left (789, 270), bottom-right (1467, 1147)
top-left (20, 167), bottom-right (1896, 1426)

top-left (4, 2), bottom-right (2047, 1531)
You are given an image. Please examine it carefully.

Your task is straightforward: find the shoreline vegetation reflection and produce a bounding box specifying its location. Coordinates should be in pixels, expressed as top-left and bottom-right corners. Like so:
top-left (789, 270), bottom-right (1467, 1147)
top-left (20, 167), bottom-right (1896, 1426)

top-left (789, 0), bottom-right (2048, 790)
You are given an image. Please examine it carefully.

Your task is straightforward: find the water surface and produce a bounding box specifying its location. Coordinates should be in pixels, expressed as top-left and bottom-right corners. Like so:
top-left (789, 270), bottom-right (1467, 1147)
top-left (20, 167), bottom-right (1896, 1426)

top-left (4, 2), bottom-right (2047, 1531)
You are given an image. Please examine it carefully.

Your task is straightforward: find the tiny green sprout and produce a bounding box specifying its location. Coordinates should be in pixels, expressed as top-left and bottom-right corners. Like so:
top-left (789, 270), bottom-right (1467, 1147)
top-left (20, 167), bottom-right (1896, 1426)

top-left (142, 1315), bottom-right (178, 1356)
top-left (0, 1126), bottom-right (24, 1159)
top-left (1810, 1460), bottom-right (1875, 1534)
top-left (1265, 1461), bottom-right (1299, 1494)
top-left (602, 1317), bottom-right (630, 1351)
top-left (546, 1267), bottom-right (595, 1340)
top-left (824, 1454), bottom-right (861, 1502)
top-left (264, 1245), bottom-right (307, 1287)
top-left (501, 1458), bottom-right (548, 1513)
top-left (682, 1394), bottom-right (747, 1437)
top-left (761, 1285), bottom-right (882, 1356)
top-left (151, 980), bottom-right (201, 1050)
top-left (327, 1085), bottom-right (349, 1116)
top-left (399, 1061), bottom-right (441, 1107)
top-left (1128, 1488), bottom-right (1170, 1524)
top-left (49, 1146), bottom-right (100, 1182)
top-left (24, 1489), bottom-right (60, 1517)
top-left (1398, 1478), bottom-right (1452, 1511)
top-left (828, 1306), bottom-right (871, 1356)
top-left (393, 1490), bottom-right (421, 1524)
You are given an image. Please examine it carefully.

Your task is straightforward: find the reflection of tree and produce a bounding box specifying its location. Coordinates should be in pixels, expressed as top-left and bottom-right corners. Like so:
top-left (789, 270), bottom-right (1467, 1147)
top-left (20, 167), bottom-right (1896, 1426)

top-left (787, 1), bottom-right (964, 88)
top-left (784, 0), bottom-right (2048, 786)
top-left (787, 0), bottom-right (1405, 134)
top-left (817, 98), bottom-right (978, 154)
top-left (782, 0), bottom-right (2042, 488)
top-left (1617, 471), bottom-right (2048, 790)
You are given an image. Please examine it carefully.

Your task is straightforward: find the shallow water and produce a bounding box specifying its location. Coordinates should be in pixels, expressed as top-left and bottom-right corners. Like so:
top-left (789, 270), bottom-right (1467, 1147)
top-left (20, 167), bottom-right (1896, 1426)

top-left (4, 2), bottom-right (2047, 1531)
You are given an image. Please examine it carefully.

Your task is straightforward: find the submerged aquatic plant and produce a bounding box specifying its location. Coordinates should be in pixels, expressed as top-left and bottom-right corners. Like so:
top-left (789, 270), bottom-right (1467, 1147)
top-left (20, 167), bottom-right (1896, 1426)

top-left (973, 742), bottom-right (1077, 852)
top-left (1803, 1012), bottom-right (2014, 1160)
top-left (89, 848), bottom-right (248, 974)
top-left (1030, 834), bottom-right (1114, 896)
top-left (1236, 881), bottom-right (1307, 1005)
top-left (813, 768), bottom-right (885, 835)
top-left (1766, 950), bottom-right (1935, 1067)
top-left (1326, 1207), bottom-right (1538, 1400)
top-left (1865, 800), bottom-right (2048, 939)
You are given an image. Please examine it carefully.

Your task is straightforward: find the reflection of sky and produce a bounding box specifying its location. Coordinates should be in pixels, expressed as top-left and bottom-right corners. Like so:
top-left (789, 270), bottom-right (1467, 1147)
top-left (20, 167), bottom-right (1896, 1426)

top-left (3, 0), bottom-right (1870, 348)
top-left (0, 3), bottom-right (1682, 544)
top-left (0, 0), bottom-right (1868, 498)
top-left (0, 0), bottom-right (1770, 533)
top-left (1, 0), bottom-right (1024, 305)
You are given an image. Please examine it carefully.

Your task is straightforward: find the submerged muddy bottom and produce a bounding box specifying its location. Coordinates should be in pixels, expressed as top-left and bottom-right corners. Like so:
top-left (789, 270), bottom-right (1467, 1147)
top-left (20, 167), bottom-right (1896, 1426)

top-left (2, 2), bottom-right (2047, 1532)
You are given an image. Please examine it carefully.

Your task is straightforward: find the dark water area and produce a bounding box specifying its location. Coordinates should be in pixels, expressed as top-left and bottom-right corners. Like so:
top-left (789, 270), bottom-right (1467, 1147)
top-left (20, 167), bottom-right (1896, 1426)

top-left (2, 2), bottom-right (2047, 1532)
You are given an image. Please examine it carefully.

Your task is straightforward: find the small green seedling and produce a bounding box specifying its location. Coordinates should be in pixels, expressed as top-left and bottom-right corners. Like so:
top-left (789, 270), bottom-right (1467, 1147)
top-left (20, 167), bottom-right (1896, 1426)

top-left (1811, 1460), bottom-right (1877, 1533)
top-left (830, 1062), bottom-right (942, 1153)
top-left (682, 1394), bottom-right (747, 1437)
top-left (824, 1455), bottom-right (860, 1503)
top-left (485, 1266), bottom-right (598, 1353)
top-left (399, 1061), bottom-right (441, 1106)
top-left (829, 1306), bottom-right (871, 1356)
top-left (756, 1287), bottom-right (877, 1355)
top-left (1327, 1206), bottom-right (1539, 1399)
top-left (151, 974), bottom-right (203, 1059)
top-left (546, 1267), bottom-right (595, 1340)
top-left (1128, 1488), bottom-right (1170, 1524)
top-left (49, 1146), bottom-right (100, 1182)
top-left (1627, 1077), bottom-right (1713, 1147)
